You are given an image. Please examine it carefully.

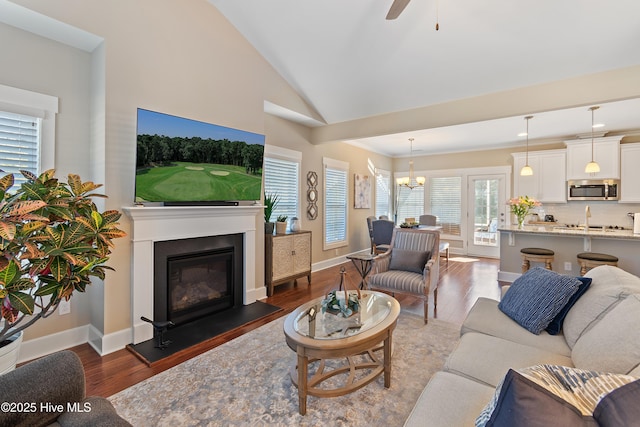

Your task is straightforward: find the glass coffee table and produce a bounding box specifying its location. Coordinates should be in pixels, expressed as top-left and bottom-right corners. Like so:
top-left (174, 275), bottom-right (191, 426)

top-left (283, 291), bottom-right (400, 415)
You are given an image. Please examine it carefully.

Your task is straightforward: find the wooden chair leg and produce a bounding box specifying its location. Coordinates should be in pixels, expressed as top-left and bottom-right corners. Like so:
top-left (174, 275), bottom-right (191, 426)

top-left (423, 298), bottom-right (429, 324)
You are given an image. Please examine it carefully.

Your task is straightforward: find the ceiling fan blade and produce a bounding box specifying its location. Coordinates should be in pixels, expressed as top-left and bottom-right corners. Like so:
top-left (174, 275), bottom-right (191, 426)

top-left (386, 0), bottom-right (411, 20)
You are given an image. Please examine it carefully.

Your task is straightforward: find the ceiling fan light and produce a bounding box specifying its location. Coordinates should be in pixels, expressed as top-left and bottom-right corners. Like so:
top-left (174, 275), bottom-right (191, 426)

top-left (585, 161), bottom-right (600, 174)
top-left (520, 165), bottom-right (533, 176)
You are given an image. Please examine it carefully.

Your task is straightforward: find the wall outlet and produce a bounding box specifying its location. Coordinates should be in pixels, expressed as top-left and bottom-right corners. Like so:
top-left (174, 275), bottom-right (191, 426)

top-left (564, 262), bottom-right (572, 271)
top-left (58, 299), bottom-right (71, 315)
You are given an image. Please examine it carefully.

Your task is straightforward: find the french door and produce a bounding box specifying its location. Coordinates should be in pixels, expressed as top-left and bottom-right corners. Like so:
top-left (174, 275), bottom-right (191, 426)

top-left (467, 174), bottom-right (506, 258)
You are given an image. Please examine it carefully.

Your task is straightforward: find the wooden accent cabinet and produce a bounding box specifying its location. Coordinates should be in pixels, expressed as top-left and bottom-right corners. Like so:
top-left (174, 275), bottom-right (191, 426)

top-left (265, 230), bottom-right (312, 296)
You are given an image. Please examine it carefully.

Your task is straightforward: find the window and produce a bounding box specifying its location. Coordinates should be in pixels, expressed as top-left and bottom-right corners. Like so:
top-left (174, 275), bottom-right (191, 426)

top-left (395, 185), bottom-right (424, 224)
top-left (0, 111), bottom-right (39, 186)
top-left (429, 176), bottom-right (462, 235)
top-left (323, 157), bottom-right (348, 250)
top-left (375, 169), bottom-right (391, 219)
top-left (0, 84), bottom-right (58, 188)
top-left (263, 146), bottom-right (301, 230)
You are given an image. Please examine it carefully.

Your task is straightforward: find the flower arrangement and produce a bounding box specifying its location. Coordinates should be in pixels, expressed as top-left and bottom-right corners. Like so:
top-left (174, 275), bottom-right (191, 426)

top-left (321, 290), bottom-right (360, 318)
top-left (508, 196), bottom-right (541, 229)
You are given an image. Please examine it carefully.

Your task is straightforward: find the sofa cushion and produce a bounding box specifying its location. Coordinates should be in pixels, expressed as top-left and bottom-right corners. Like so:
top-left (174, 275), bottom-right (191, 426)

top-left (444, 332), bottom-right (573, 387)
top-left (571, 294), bottom-right (640, 374)
top-left (403, 371), bottom-right (495, 427)
top-left (389, 248), bottom-right (430, 274)
top-left (545, 277), bottom-right (592, 335)
top-left (461, 297), bottom-right (572, 356)
top-left (593, 378), bottom-right (640, 427)
top-left (563, 265), bottom-right (640, 348)
top-left (476, 365), bottom-right (637, 427)
top-left (498, 267), bottom-right (582, 335)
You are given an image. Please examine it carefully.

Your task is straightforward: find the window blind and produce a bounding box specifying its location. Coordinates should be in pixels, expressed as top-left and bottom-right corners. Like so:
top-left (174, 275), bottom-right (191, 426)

top-left (429, 176), bottom-right (462, 235)
top-left (396, 184), bottom-right (424, 224)
top-left (324, 158), bottom-right (348, 248)
top-left (375, 169), bottom-right (391, 219)
top-left (263, 156), bottom-right (299, 228)
top-left (0, 111), bottom-right (40, 187)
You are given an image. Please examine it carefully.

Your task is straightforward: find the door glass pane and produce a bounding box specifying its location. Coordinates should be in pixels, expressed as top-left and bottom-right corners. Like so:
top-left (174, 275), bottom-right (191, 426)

top-left (473, 178), bottom-right (499, 246)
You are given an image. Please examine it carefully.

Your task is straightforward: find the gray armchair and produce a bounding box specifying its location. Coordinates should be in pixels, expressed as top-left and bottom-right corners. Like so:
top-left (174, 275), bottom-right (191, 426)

top-left (367, 228), bottom-right (440, 323)
top-left (0, 350), bottom-right (131, 427)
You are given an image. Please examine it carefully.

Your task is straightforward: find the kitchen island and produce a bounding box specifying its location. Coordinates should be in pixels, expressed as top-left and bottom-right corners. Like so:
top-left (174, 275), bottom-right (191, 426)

top-left (498, 225), bottom-right (640, 281)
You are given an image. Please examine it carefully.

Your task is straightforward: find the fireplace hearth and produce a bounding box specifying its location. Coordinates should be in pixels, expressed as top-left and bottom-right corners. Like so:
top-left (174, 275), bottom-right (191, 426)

top-left (154, 234), bottom-right (243, 326)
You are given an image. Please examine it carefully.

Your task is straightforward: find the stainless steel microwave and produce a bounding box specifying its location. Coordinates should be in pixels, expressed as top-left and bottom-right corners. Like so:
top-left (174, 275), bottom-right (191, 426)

top-left (567, 179), bottom-right (620, 201)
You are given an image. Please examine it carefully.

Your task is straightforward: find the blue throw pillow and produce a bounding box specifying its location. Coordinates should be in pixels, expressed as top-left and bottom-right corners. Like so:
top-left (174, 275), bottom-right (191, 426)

top-left (545, 277), bottom-right (592, 335)
top-left (498, 267), bottom-right (582, 335)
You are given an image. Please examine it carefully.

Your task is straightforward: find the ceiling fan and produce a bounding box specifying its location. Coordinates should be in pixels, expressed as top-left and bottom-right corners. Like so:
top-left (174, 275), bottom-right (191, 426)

top-left (386, 0), bottom-right (440, 30)
top-left (386, 0), bottom-right (411, 20)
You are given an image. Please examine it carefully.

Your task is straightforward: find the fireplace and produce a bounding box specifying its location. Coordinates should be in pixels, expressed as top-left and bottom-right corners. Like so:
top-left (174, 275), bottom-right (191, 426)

top-left (124, 205), bottom-right (263, 345)
top-left (154, 234), bottom-right (243, 326)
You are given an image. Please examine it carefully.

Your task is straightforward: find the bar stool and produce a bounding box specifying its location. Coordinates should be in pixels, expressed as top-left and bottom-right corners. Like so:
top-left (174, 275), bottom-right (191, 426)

top-left (520, 247), bottom-right (555, 273)
top-left (577, 252), bottom-right (619, 275)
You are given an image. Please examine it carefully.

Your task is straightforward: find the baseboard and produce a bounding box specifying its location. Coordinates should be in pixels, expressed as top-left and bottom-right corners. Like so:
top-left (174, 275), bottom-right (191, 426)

top-left (312, 249), bottom-right (370, 273)
top-left (497, 270), bottom-right (520, 283)
top-left (18, 325), bottom-right (89, 364)
top-left (88, 325), bottom-right (133, 356)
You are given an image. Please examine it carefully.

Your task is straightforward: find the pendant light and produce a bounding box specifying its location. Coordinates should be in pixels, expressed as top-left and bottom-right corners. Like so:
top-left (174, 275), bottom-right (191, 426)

top-left (396, 138), bottom-right (425, 189)
top-left (585, 106), bottom-right (601, 174)
top-left (520, 116), bottom-right (534, 176)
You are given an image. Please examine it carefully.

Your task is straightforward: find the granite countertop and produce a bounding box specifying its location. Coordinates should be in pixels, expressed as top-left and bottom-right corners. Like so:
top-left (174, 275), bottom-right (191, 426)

top-left (498, 225), bottom-right (640, 240)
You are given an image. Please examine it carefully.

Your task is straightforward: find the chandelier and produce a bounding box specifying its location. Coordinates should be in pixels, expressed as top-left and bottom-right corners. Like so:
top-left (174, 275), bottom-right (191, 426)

top-left (396, 138), bottom-right (425, 189)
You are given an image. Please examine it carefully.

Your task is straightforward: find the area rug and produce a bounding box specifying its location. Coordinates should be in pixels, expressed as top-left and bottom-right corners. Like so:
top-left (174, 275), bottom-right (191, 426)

top-left (109, 313), bottom-right (460, 426)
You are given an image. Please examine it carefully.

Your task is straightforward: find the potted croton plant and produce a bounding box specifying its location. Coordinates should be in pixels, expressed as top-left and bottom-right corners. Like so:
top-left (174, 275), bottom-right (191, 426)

top-left (0, 169), bottom-right (126, 370)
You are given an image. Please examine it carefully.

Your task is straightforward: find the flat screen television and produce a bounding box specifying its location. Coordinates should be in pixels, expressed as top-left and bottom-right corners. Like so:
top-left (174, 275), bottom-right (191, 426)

top-left (135, 108), bottom-right (265, 205)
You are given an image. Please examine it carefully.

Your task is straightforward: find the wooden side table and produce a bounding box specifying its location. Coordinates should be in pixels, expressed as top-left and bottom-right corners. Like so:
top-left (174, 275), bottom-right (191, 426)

top-left (346, 253), bottom-right (375, 289)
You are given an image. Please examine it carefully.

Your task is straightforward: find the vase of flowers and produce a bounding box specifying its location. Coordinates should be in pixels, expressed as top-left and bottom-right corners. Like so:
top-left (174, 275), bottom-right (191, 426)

top-left (508, 196), bottom-right (541, 229)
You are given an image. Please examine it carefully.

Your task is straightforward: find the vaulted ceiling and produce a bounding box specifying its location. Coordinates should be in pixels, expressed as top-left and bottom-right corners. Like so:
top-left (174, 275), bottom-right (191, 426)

top-left (210, 0), bottom-right (640, 157)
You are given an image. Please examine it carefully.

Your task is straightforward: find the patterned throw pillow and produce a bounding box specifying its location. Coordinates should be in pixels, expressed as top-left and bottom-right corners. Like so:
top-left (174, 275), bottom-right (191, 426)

top-left (498, 267), bottom-right (582, 334)
top-left (476, 365), bottom-right (639, 427)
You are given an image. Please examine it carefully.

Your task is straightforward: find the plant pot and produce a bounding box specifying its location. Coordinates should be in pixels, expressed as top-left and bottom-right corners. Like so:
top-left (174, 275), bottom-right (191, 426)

top-left (0, 331), bottom-right (23, 375)
top-left (275, 221), bottom-right (287, 234)
top-left (265, 222), bottom-right (275, 234)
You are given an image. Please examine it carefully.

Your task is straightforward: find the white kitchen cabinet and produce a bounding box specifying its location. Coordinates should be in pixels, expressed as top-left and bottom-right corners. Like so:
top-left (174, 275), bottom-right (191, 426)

top-left (512, 149), bottom-right (566, 203)
top-left (620, 143), bottom-right (640, 203)
top-left (565, 136), bottom-right (621, 180)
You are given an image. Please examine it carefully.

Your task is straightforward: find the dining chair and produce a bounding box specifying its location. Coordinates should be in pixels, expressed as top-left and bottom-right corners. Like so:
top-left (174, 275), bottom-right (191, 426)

top-left (367, 228), bottom-right (440, 323)
top-left (371, 219), bottom-right (395, 254)
top-left (419, 214), bottom-right (437, 226)
top-left (366, 215), bottom-right (377, 253)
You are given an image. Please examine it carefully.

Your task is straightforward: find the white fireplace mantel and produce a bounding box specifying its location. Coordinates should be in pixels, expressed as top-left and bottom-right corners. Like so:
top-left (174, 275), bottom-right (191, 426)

top-left (123, 205), bottom-right (263, 344)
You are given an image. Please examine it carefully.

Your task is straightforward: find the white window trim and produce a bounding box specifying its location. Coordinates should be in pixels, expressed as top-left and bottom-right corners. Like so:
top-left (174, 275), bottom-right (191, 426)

top-left (0, 84), bottom-right (58, 172)
top-left (323, 157), bottom-right (349, 251)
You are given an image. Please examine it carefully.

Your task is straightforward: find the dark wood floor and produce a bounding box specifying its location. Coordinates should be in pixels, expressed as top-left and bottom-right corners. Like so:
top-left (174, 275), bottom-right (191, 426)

top-left (69, 255), bottom-right (501, 397)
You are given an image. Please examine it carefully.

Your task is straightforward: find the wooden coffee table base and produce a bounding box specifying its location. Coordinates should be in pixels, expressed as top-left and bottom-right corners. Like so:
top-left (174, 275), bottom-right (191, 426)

top-left (289, 336), bottom-right (392, 415)
top-left (283, 291), bottom-right (400, 415)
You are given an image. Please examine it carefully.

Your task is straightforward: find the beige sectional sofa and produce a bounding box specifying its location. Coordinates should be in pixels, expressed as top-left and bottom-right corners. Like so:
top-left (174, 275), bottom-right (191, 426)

top-left (404, 265), bottom-right (640, 426)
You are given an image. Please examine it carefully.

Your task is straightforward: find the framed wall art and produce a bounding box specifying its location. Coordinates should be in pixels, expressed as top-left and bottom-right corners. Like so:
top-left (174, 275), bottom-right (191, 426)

top-left (354, 173), bottom-right (371, 209)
